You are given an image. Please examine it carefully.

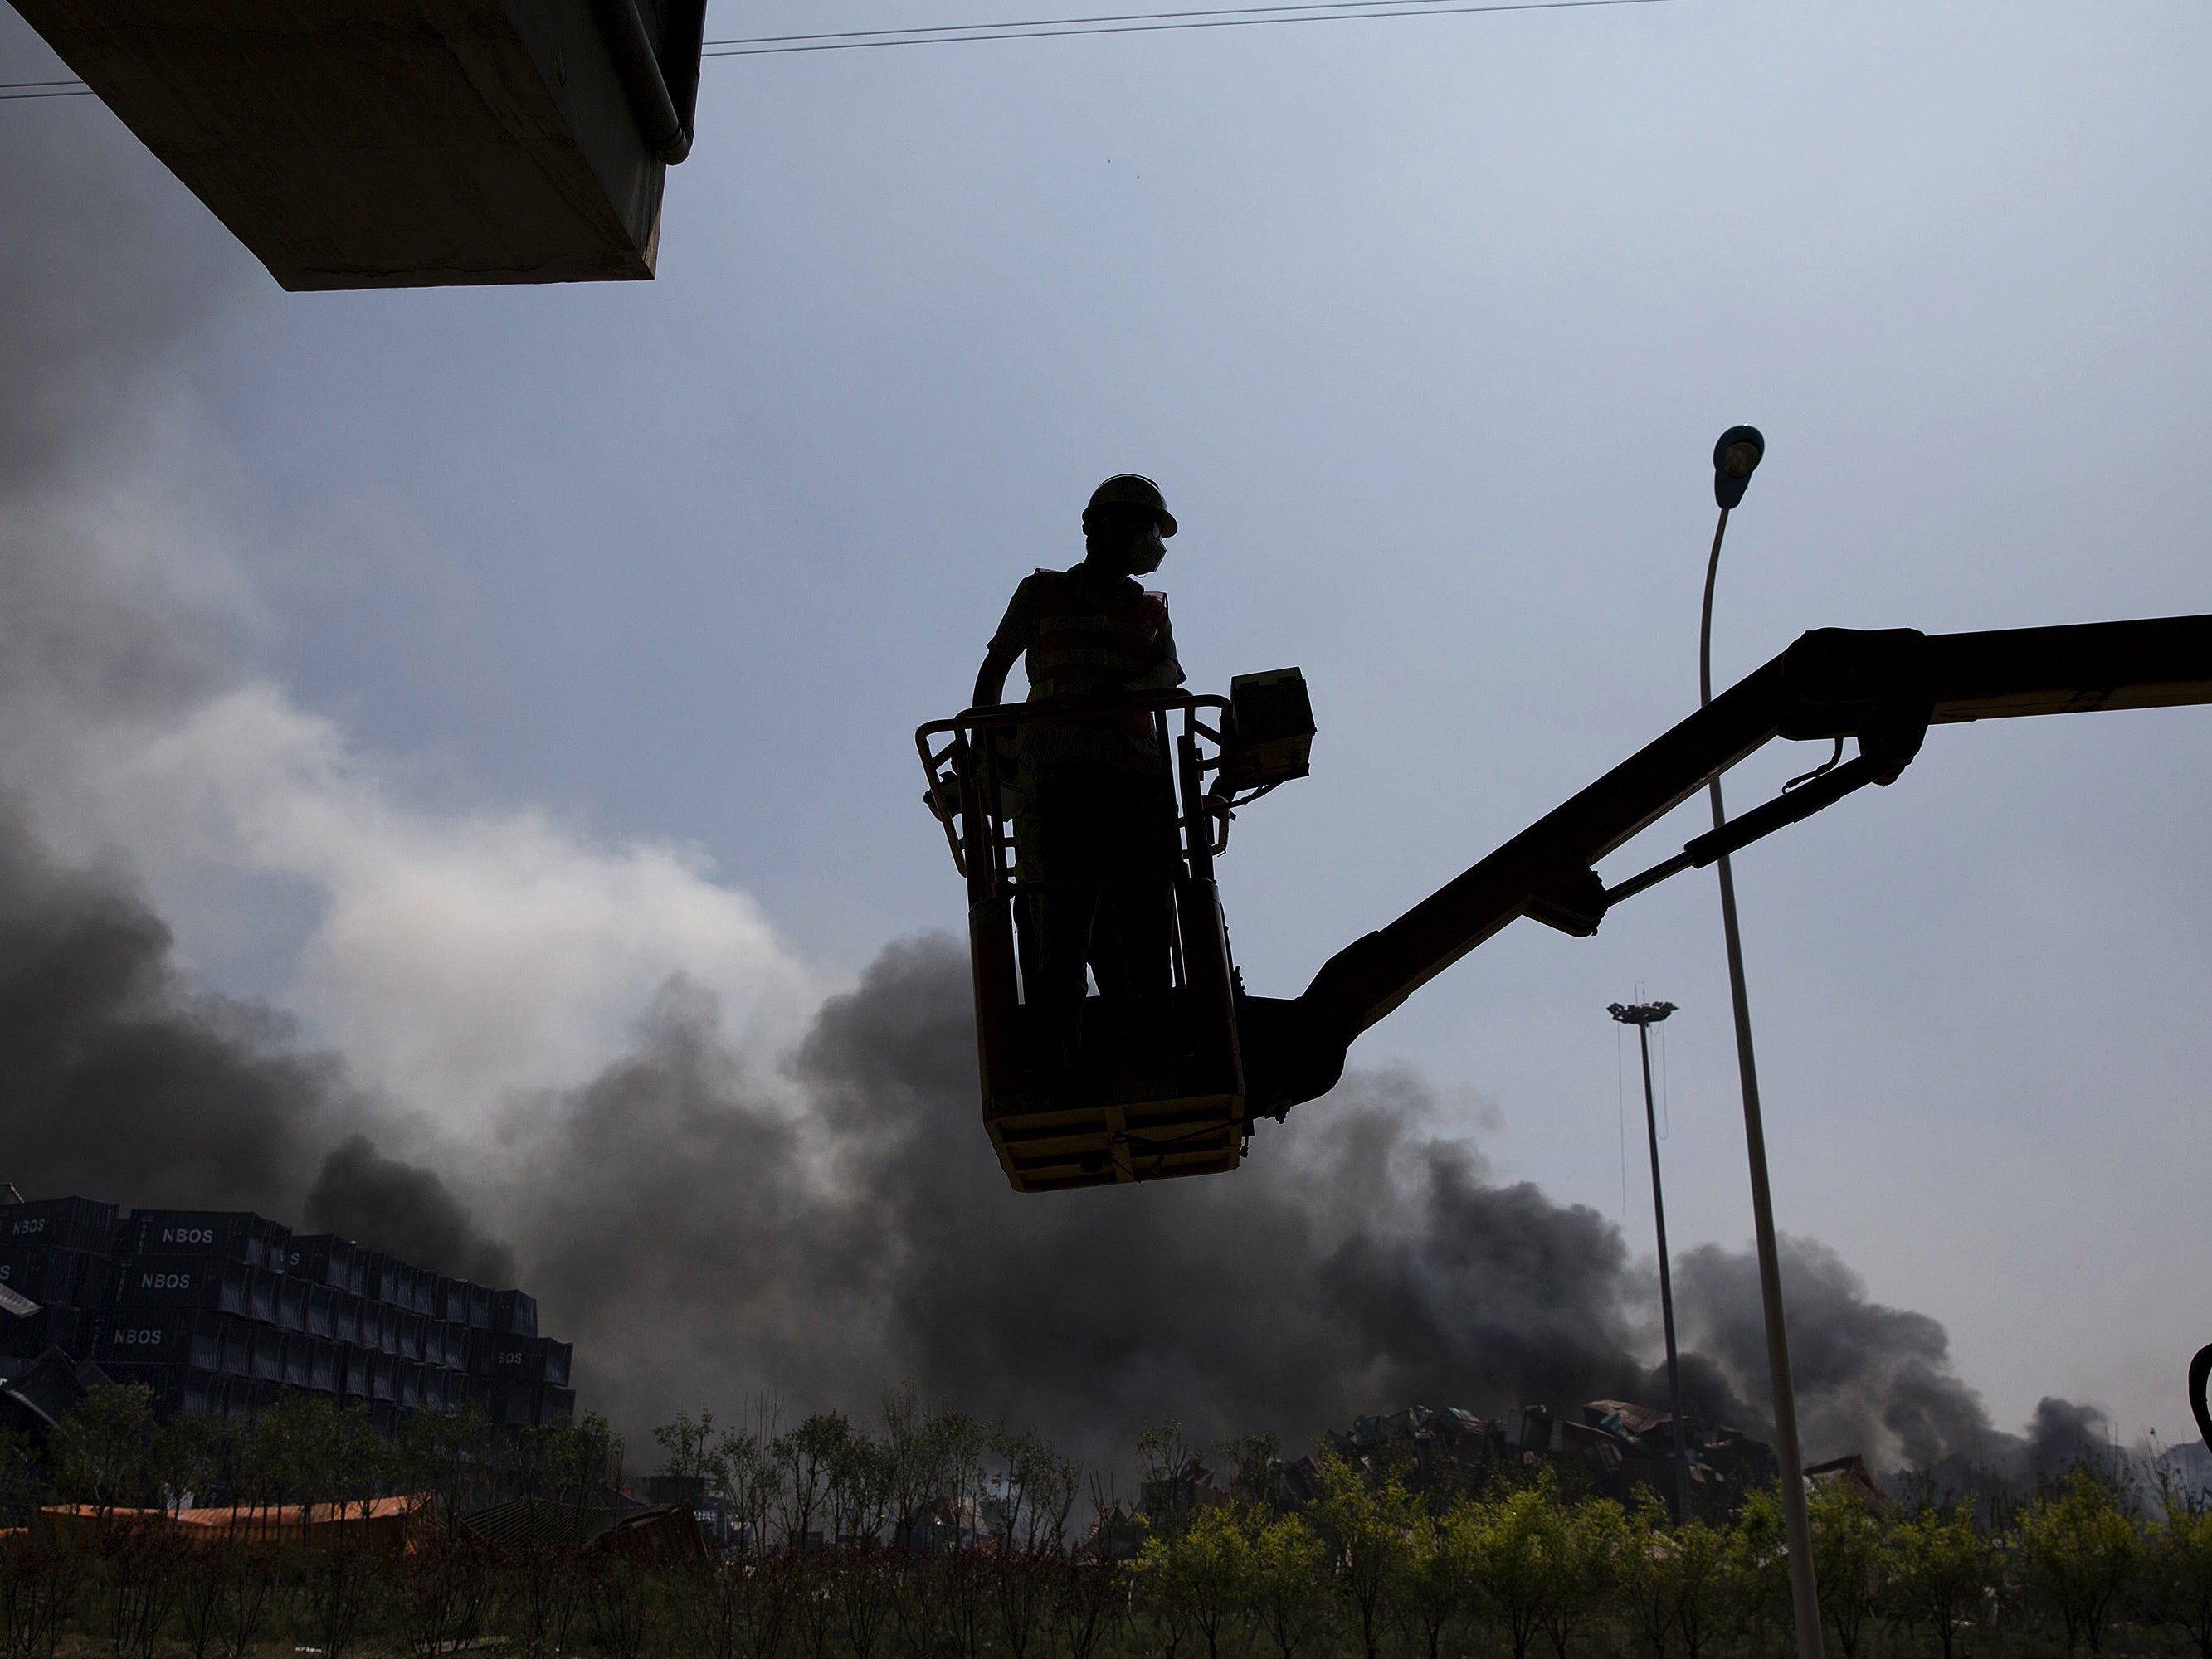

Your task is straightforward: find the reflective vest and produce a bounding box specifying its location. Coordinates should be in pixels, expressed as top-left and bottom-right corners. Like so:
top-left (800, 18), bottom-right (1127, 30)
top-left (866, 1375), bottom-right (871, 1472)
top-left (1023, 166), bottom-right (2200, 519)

top-left (1023, 568), bottom-right (1171, 701)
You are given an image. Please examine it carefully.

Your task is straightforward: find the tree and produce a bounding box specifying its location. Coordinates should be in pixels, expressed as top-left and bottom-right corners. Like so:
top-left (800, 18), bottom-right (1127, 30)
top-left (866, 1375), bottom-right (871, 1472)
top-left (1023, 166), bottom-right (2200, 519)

top-left (148, 1413), bottom-right (214, 1520)
top-left (504, 1539), bottom-right (585, 1659)
top-left (570, 1412), bottom-right (627, 1504)
top-left (834, 1545), bottom-right (900, 1659)
top-left (654, 1408), bottom-right (722, 1509)
top-left (397, 1403), bottom-right (499, 1540)
top-left (256, 1399), bottom-right (387, 1659)
top-left (303, 1525), bottom-right (377, 1659)
top-left (2142, 1500), bottom-right (2212, 1659)
top-left (391, 1533), bottom-right (499, 1659)
top-left (1307, 1452), bottom-right (1411, 1659)
top-left (1401, 1498), bottom-right (1476, 1659)
top-left (789, 1537), bottom-right (838, 1659)
top-left (1250, 1511), bottom-right (1328, 1659)
top-left (1724, 1488), bottom-right (1791, 1659)
top-left (518, 1410), bottom-right (625, 1510)
top-left (988, 1426), bottom-right (1079, 1659)
top-left (1469, 1475), bottom-right (1568, 1659)
top-left (1216, 1434), bottom-right (1284, 1507)
top-left (1617, 1491), bottom-right (1731, 1659)
top-left (96, 1516), bottom-right (182, 1659)
top-left (47, 1384), bottom-right (159, 1520)
top-left (1806, 1477), bottom-right (1887, 1659)
top-left (1542, 1495), bottom-right (1625, 1659)
top-left (1881, 1496), bottom-right (1999, 1659)
top-left (0, 1527), bottom-right (82, 1659)
top-left (1130, 1560), bottom-right (1193, 1659)
top-left (990, 1424), bottom-right (1079, 1557)
top-left (214, 1539), bottom-right (280, 1659)
top-left (174, 1525), bottom-right (276, 1659)
top-left (581, 1554), bottom-right (655, 1659)
top-left (2016, 1467), bottom-right (2140, 1653)
top-left (827, 1424), bottom-right (890, 1549)
top-left (687, 1552), bottom-right (794, 1659)
top-left (270, 1397), bottom-right (388, 1542)
top-left (774, 1424), bottom-right (849, 1557)
top-left (176, 1534), bottom-right (228, 1659)
top-left (716, 1416), bottom-right (782, 1558)
top-left (1142, 1502), bottom-right (1256, 1659)
top-left (1137, 1418), bottom-right (1201, 1535)
top-left (0, 1426), bottom-right (45, 1527)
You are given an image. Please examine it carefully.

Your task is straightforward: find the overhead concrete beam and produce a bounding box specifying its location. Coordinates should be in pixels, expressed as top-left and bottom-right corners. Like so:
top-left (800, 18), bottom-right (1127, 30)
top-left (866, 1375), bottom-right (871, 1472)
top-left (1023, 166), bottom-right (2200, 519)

top-left (11, 0), bottom-right (678, 289)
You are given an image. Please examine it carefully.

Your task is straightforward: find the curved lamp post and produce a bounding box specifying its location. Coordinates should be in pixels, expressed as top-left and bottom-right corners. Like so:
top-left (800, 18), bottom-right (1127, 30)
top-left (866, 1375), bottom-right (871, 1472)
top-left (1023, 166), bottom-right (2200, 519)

top-left (1701, 427), bottom-right (1825, 1659)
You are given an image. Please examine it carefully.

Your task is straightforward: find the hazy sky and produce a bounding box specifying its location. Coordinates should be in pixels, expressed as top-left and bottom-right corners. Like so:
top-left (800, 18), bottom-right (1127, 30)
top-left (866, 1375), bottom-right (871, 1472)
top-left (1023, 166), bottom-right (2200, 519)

top-left (5, 0), bottom-right (2210, 1447)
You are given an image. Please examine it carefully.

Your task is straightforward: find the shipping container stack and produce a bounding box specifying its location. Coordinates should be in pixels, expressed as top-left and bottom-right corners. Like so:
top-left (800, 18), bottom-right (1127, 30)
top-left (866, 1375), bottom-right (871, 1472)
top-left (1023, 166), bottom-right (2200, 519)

top-left (0, 1195), bottom-right (577, 1432)
top-left (0, 1196), bottom-right (119, 1369)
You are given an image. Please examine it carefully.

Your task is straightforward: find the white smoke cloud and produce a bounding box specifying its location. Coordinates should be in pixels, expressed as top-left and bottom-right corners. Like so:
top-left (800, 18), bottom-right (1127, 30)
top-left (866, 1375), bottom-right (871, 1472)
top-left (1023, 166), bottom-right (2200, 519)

top-left (45, 680), bottom-right (821, 1136)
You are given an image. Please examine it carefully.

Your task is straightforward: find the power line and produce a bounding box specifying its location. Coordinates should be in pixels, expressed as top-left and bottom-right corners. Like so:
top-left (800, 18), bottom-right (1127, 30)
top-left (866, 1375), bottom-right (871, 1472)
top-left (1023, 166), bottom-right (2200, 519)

top-left (704, 0), bottom-right (1664, 56)
top-left (4, 0), bottom-right (1660, 100)
top-left (710, 0), bottom-right (1475, 45)
top-left (708, 0), bottom-right (1642, 48)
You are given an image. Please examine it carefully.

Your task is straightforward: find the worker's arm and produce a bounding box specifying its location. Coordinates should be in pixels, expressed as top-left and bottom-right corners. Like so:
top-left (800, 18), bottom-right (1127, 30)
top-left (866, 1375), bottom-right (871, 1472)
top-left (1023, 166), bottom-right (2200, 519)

top-left (974, 576), bottom-right (1035, 708)
top-left (1130, 603), bottom-right (1188, 692)
top-left (973, 643), bottom-right (1021, 708)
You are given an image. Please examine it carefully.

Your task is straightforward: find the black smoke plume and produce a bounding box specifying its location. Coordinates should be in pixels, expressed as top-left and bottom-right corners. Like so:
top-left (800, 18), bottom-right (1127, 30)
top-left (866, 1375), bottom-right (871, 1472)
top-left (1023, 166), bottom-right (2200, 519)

top-left (0, 800), bottom-right (514, 1278)
top-left (504, 941), bottom-right (1659, 1463)
top-left (0, 803), bottom-right (332, 1214)
top-left (1671, 1236), bottom-right (2105, 1490)
top-left (304, 1136), bottom-right (516, 1286)
top-left (499, 934), bottom-right (2084, 1479)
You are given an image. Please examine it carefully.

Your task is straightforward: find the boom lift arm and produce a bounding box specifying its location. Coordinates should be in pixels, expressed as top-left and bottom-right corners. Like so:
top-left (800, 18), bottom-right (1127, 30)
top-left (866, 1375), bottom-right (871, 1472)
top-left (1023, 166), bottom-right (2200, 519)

top-left (1243, 612), bottom-right (2212, 1119)
top-left (919, 610), bottom-right (2212, 1190)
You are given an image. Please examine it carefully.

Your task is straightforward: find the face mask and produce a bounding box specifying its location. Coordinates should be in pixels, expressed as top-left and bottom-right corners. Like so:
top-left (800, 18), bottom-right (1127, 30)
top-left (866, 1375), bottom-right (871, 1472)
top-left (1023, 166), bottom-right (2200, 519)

top-left (1128, 523), bottom-right (1167, 576)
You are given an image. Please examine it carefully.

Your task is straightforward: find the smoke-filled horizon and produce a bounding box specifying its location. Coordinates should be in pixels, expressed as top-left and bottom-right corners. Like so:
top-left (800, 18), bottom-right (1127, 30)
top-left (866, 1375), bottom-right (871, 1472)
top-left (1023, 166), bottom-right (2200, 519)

top-left (0, 789), bottom-right (2107, 1486)
top-left (0, 2), bottom-right (2192, 1501)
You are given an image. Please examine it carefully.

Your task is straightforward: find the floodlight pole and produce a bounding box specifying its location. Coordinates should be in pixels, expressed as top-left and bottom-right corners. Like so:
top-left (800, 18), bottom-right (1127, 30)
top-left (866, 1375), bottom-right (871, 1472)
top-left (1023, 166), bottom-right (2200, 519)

top-left (1609, 999), bottom-right (1693, 1525)
top-left (1702, 482), bottom-right (1825, 1659)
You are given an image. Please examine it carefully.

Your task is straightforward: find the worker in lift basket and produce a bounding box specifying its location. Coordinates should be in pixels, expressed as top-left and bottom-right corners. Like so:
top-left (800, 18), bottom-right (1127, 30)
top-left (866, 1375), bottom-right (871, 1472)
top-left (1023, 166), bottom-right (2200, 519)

top-left (972, 474), bottom-right (1187, 1068)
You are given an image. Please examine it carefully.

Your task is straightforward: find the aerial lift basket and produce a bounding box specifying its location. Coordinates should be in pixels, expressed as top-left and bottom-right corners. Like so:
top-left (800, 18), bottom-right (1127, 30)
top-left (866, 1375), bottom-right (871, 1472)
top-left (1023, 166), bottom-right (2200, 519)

top-left (918, 686), bottom-right (1320, 1193)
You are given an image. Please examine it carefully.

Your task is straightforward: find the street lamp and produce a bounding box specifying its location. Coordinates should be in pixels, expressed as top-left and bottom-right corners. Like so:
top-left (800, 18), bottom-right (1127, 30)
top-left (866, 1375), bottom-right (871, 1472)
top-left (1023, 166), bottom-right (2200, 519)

top-left (1701, 426), bottom-right (1825, 1659)
top-left (1607, 998), bottom-right (1693, 1524)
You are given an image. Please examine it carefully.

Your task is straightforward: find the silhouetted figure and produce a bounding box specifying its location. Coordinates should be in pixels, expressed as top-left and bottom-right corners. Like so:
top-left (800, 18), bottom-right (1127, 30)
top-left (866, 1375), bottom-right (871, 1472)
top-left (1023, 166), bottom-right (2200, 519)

top-left (972, 475), bottom-right (1186, 1067)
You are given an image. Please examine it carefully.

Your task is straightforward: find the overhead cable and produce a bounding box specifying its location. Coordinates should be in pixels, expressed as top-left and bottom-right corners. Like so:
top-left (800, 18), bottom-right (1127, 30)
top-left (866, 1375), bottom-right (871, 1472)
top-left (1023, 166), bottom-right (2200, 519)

top-left (704, 0), bottom-right (1666, 56)
top-left (2, 0), bottom-right (1661, 102)
top-left (709, 0), bottom-right (1642, 48)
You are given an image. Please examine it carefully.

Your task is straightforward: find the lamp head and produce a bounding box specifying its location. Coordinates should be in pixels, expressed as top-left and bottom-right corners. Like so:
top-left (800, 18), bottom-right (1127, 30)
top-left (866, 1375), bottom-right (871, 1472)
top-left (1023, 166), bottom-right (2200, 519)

top-left (1712, 425), bottom-right (1765, 509)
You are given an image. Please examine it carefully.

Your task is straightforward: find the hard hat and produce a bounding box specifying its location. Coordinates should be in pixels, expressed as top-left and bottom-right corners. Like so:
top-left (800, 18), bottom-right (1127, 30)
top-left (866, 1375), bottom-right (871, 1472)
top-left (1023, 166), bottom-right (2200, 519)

top-left (1084, 474), bottom-right (1177, 537)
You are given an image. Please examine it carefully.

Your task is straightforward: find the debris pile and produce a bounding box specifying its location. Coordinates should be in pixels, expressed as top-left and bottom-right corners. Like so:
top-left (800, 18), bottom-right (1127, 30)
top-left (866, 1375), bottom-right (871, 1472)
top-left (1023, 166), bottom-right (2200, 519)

top-left (1138, 1399), bottom-right (1787, 1525)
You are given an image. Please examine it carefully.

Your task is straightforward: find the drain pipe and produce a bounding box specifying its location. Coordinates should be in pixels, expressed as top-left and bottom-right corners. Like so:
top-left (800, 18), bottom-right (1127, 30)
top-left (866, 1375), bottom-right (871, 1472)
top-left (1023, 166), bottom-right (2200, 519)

top-left (590, 0), bottom-right (707, 164)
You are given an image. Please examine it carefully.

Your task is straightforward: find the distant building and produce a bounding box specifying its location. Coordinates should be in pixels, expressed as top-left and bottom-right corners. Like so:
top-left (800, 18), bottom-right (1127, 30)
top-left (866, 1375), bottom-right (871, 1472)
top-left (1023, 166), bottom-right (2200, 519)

top-left (0, 1192), bottom-right (576, 1433)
